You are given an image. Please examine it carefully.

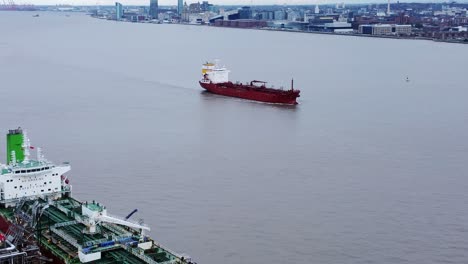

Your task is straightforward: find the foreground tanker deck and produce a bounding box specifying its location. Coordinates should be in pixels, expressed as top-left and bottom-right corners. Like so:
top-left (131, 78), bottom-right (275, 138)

top-left (0, 128), bottom-right (194, 264)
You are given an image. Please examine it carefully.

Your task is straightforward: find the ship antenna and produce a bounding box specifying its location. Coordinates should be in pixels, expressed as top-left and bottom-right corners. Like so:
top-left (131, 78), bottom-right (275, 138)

top-left (10, 151), bottom-right (17, 165)
top-left (37, 147), bottom-right (43, 162)
top-left (291, 78), bottom-right (294, 91)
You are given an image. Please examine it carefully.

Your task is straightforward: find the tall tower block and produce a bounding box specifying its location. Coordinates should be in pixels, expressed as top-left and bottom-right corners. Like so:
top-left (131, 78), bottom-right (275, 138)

top-left (149, 0), bottom-right (158, 18)
top-left (387, 0), bottom-right (390, 14)
top-left (7, 128), bottom-right (24, 164)
top-left (177, 0), bottom-right (183, 15)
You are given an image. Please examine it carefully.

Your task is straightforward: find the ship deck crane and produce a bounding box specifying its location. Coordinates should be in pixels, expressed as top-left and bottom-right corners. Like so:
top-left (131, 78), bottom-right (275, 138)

top-left (98, 215), bottom-right (150, 232)
top-left (125, 209), bottom-right (138, 220)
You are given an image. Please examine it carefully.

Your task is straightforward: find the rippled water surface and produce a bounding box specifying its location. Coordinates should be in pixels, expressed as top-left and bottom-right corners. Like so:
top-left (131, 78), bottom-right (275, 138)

top-left (1, 11), bottom-right (468, 264)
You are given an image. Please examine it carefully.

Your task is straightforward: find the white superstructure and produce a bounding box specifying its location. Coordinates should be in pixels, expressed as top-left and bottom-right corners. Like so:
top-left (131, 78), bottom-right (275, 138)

top-left (201, 61), bottom-right (230, 84)
top-left (0, 131), bottom-right (71, 207)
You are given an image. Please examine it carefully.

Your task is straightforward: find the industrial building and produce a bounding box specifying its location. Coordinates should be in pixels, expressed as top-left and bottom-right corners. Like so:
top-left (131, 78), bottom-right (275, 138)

top-left (238, 6), bottom-right (252, 19)
top-left (214, 19), bottom-right (267, 28)
top-left (359, 24), bottom-right (412, 35)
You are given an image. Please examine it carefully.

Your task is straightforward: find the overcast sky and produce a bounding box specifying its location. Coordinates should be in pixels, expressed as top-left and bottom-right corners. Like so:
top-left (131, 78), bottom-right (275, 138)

top-left (14, 0), bottom-right (465, 5)
top-left (15, 0), bottom-right (318, 4)
top-left (11, 0), bottom-right (441, 5)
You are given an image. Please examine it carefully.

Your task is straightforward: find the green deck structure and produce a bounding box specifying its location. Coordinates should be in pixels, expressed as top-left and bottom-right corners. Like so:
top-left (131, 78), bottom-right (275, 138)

top-left (0, 197), bottom-right (186, 264)
top-left (6, 128), bottom-right (24, 164)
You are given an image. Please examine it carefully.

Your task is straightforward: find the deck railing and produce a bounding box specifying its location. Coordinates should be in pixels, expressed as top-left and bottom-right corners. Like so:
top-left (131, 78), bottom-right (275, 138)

top-left (50, 227), bottom-right (80, 249)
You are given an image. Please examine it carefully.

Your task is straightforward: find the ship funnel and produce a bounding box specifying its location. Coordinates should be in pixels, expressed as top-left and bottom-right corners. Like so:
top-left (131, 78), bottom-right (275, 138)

top-left (7, 127), bottom-right (25, 165)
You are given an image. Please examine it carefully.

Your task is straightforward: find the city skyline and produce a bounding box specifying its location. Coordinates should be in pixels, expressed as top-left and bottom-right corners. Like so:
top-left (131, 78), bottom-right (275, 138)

top-left (8, 0), bottom-right (468, 6)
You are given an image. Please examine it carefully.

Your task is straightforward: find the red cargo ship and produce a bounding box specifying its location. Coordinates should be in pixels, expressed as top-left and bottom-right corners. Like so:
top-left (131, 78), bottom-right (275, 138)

top-left (199, 62), bottom-right (300, 105)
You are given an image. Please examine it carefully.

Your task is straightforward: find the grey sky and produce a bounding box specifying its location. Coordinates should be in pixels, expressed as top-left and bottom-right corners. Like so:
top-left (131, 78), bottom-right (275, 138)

top-left (10, 0), bottom-right (400, 5)
top-left (13, 0), bottom-right (463, 6)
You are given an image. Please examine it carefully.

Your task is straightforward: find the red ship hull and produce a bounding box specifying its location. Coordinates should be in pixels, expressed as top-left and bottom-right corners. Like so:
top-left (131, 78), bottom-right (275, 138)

top-left (199, 81), bottom-right (300, 105)
top-left (0, 215), bottom-right (10, 233)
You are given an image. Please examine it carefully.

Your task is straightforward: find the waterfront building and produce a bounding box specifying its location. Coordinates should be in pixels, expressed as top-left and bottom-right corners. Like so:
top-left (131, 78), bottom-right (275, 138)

top-left (226, 12), bottom-right (239, 20)
top-left (128, 15), bottom-right (147, 22)
top-left (181, 2), bottom-right (189, 22)
top-left (304, 13), bottom-right (314, 22)
top-left (149, 0), bottom-right (158, 18)
top-left (372, 24), bottom-right (393, 35)
top-left (315, 5), bottom-right (320, 14)
top-left (238, 6), bottom-right (252, 19)
top-left (394, 24), bottom-right (412, 34)
top-left (450, 26), bottom-right (468, 32)
top-left (215, 19), bottom-right (267, 28)
top-left (256, 11), bottom-right (274, 20)
top-left (304, 13), bottom-right (339, 24)
top-left (358, 24), bottom-right (412, 35)
top-left (188, 2), bottom-right (201, 13)
top-left (359, 24), bottom-right (385, 35)
top-left (323, 21), bottom-right (352, 32)
top-left (274, 10), bottom-right (286, 20)
top-left (201, 1), bottom-right (213, 12)
top-left (115, 2), bottom-right (123, 20)
top-left (307, 15), bottom-right (336, 24)
top-left (209, 14), bottom-right (224, 24)
top-left (287, 10), bottom-right (299, 21)
top-left (306, 17), bottom-right (352, 32)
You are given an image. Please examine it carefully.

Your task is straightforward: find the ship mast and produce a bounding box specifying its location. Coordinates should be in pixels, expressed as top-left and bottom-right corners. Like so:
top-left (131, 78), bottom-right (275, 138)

top-left (22, 130), bottom-right (31, 163)
top-left (10, 151), bottom-right (16, 165)
top-left (291, 78), bottom-right (294, 91)
top-left (37, 147), bottom-right (44, 162)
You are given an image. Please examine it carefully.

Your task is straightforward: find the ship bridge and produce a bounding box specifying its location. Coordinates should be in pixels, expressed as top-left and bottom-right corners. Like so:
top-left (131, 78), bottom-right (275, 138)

top-left (0, 128), bottom-right (71, 207)
top-left (201, 61), bottom-right (230, 84)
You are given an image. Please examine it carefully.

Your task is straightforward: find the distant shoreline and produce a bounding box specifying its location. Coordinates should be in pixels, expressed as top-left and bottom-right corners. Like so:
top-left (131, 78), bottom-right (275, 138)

top-left (257, 27), bottom-right (468, 44)
top-left (92, 16), bottom-right (468, 45)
